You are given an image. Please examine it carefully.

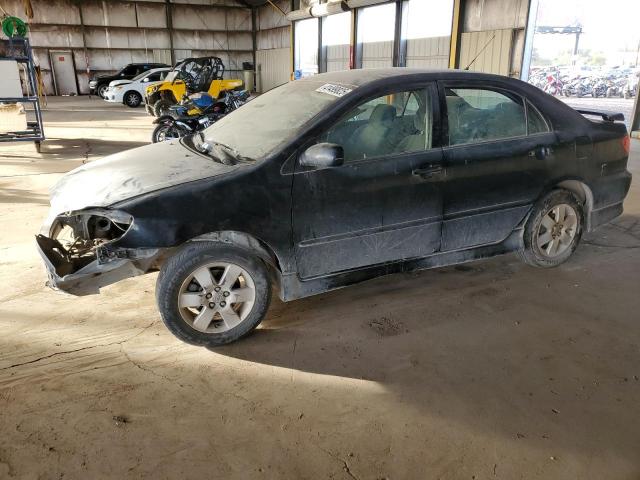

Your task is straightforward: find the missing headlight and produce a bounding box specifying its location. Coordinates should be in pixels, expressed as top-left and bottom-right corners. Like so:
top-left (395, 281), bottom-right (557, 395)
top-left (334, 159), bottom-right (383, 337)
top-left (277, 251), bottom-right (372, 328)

top-left (39, 209), bottom-right (133, 276)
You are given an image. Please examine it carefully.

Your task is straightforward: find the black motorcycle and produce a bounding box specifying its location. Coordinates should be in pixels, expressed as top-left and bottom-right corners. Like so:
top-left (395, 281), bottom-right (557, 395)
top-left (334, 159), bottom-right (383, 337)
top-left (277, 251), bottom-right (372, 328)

top-left (151, 90), bottom-right (250, 143)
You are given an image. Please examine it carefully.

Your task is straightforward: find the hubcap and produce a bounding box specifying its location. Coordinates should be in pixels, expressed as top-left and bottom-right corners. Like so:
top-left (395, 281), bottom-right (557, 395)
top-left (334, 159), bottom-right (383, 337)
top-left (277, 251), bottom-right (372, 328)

top-left (178, 262), bottom-right (256, 333)
top-left (536, 203), bottom-right (578, 257)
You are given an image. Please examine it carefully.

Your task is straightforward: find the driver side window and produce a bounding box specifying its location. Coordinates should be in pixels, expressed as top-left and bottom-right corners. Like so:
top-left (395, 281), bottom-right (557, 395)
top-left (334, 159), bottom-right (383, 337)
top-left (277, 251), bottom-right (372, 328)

top-left (321, 89), bottom-right (433, 163)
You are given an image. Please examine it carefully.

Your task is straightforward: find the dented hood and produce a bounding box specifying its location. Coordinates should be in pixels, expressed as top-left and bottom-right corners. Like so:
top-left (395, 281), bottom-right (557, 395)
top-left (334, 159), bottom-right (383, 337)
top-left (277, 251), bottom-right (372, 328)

top-left (49, 140), bottom-right (239, 215)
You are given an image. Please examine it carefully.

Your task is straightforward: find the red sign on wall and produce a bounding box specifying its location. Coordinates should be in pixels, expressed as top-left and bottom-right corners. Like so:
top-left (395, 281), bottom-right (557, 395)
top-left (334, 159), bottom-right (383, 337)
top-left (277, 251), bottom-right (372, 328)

top-left (58, 56), bottom-right (65, 61)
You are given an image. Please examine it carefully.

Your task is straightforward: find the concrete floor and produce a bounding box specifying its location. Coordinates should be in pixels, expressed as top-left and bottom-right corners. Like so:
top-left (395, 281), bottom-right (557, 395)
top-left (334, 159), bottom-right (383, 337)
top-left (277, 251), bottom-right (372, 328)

top-left (1, 97), bottom-right (640, 480)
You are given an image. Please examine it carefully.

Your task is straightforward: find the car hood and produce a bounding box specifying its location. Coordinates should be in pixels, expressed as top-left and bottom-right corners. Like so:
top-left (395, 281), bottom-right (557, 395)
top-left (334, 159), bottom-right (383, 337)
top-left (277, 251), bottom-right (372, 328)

top-left (91, 73), bottom-right (112, 81)
top-left (109, 79), bottom-right (131, 87)
top-left (49, 140), bottom-right (240, 215)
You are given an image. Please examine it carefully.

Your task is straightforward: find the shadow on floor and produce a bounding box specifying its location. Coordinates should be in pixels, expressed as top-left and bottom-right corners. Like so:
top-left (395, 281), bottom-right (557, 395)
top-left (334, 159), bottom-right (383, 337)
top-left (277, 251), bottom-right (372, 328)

top-left (210, 216), bottom-right (640, 466)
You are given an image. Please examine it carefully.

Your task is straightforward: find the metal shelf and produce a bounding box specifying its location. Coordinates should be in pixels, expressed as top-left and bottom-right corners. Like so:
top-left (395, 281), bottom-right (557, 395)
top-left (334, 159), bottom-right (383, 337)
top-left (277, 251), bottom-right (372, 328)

top-left (0, 38), bottom-right (45, 149)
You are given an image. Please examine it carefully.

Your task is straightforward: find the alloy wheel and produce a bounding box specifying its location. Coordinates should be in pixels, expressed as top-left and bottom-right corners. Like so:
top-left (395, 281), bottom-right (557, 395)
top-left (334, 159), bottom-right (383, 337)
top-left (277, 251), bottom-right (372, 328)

top-left (178, 262), bottom-right (256, 333)
top-left (536, 203), bottom-right (578, 257)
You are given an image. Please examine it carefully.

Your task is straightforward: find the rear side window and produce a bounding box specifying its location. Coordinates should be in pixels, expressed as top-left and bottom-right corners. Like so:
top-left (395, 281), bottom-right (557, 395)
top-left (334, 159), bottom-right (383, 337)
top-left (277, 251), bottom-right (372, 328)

top-left (446, 88), bottom-right (527, 146)
top-left (121, 65), bottom-right (139, 76)
top-left (527, 101), bottom-right (550, 134)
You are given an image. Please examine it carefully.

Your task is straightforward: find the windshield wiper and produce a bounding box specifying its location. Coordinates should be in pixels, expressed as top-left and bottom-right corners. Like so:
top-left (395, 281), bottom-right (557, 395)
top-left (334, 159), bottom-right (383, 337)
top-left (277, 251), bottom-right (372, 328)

top-left (198, 134), bottom-right (251, 164)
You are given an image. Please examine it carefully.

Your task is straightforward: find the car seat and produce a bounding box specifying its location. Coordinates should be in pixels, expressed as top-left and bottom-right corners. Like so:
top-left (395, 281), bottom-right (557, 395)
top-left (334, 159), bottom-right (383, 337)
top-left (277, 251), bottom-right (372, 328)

top-left (347, 104), bottom-right (396, 159)
top-left (396, 108), bottom-right (428, 152)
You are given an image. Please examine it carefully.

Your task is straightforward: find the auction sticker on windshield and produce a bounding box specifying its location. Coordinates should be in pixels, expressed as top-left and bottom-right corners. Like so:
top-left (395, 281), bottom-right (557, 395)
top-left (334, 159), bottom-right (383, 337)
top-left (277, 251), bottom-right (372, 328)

top-left (316, 84), bottom-right (353, 97)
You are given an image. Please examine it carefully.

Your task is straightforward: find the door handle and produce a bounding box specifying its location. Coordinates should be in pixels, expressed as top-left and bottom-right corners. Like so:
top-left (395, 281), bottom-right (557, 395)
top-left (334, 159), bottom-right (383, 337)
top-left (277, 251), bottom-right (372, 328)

top-left (528, 146), bottom-right (553, 159)
top-left (412, 165), bottom-right (443, 179)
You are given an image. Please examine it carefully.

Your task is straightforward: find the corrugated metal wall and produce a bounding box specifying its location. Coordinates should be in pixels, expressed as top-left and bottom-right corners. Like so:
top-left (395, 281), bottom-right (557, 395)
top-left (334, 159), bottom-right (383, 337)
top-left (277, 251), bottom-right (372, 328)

top-left (255, 0), bottom-right (291, 93)
top-left (459, 29), bottom-right (513, 76)
top-left (256, 47), bottom-right (290, 92)
top-left (405, 36), bottom-right (450, 69)
top-left (361, 41), bottom-right (393, 69)
top-left (1, 0), bottom-right (253, 95)
top-left (325, 44), bottom-right (350, 72)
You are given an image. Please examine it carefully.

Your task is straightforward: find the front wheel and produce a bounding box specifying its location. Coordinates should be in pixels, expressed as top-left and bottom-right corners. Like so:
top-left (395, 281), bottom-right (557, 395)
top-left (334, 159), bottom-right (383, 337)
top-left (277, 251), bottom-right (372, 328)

top-left (97, 84), bottom-right (108, 98)
top-left (152, 122), bottom-right (182, 143)
top-left (156, 242), bottom-right (272, 346)
top-left (124, 91), bottom-right (142, 107)
top-left (518, 189), bottom-right (583, 268)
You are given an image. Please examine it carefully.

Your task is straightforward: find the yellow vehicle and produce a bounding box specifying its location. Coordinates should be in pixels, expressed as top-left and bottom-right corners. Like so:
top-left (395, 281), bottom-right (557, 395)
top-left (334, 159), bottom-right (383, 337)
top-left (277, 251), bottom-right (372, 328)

top-left (144, 57), bottom-right (243, 116)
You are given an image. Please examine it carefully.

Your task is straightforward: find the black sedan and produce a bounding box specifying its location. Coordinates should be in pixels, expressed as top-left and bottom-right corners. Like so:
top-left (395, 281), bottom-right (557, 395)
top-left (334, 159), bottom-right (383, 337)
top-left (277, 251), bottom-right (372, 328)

top-left (37, 68), bottom-right (632, 346)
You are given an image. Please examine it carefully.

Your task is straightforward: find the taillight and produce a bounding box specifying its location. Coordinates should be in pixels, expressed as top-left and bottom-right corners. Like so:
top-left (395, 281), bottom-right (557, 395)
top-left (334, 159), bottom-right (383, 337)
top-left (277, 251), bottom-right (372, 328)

top-left (622, 135), bottom-right (630, 154)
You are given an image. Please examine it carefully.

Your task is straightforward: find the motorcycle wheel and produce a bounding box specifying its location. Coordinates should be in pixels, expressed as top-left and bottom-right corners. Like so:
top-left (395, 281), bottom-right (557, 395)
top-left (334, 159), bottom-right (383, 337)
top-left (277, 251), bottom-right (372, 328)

top-left (152, 123), bottom-right (183, 143)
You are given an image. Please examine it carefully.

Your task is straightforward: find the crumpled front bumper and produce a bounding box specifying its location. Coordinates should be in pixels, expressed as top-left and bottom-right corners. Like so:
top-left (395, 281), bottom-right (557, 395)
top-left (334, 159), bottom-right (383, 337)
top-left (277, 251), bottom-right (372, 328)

top-left (35, 234), bottom-right (164, 296)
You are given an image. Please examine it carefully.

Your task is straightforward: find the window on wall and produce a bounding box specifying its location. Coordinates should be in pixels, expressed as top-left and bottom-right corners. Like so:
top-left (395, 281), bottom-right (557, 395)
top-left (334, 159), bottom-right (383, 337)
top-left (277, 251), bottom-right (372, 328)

top-left (356, 3), bottom-right (396, 69)
top-left (322, 12), bottom-right (351, 72)
top-left (400, 0), bottom-right (454, 68)
top-left (294, 18), bottom-right (319, 78)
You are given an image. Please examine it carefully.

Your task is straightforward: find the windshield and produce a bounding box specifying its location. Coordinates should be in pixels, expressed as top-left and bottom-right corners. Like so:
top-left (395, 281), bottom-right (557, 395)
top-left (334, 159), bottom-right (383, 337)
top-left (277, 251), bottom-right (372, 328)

top-left (132, 70), bottom-right (152, 82)
top-left (202, 79), bottom-right (351, 160)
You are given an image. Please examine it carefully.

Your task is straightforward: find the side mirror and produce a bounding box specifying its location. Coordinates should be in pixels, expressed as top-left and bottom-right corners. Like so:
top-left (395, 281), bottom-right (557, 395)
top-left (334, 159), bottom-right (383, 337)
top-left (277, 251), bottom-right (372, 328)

top-left (300, 143), bottom-right (344, 169)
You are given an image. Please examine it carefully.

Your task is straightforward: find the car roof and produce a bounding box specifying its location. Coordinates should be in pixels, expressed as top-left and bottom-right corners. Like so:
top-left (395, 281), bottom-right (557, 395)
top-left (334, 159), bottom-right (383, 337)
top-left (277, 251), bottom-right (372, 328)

top-left (297, 68), bottom-right (519, 88)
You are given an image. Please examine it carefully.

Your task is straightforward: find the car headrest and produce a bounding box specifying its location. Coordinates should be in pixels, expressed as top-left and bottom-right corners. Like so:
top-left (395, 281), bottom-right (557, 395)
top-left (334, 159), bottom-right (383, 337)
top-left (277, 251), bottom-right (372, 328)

top-left (369, 104), bottom-right (395, 123)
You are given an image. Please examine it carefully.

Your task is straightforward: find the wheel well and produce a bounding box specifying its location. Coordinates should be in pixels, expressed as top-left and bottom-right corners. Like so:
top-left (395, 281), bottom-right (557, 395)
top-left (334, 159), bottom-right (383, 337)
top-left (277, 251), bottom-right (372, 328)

top-left (159, 90), bottom-right (177, 103)
top-left (187, 231), bottom-right (283, 284)
top-left (555, 180), bottom-right (594, 231)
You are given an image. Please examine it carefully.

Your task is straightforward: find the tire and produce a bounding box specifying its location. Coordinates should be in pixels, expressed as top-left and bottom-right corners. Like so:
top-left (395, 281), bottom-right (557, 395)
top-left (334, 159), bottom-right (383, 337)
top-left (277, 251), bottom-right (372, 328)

top-left (124, 90), bottom-right (142, 108)
top-left (153, 99), bottom-right (173, 117)
top-left (152, 122), bottom-right (182, 143)
top-left (518, 189), bottom-right (583, 268)
top-left (97, 84), bottom-right (108, 99)
top-left (156, 242), bottom-right (272, 346)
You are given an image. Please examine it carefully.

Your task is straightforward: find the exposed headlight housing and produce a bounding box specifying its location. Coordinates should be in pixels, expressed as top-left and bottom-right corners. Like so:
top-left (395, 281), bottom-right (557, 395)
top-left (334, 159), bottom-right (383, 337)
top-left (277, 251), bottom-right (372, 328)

top-left (44, 209), bottom-right (134, 275)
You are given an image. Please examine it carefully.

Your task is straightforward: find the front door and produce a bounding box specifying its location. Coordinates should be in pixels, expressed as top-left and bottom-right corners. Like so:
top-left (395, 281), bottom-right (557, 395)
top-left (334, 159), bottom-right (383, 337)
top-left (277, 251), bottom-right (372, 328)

top-left (439, 84), bottom-right (558, 251)
top-left (292, 84), bottom-right (444, 279)
top-left (50, 51), bottom-right (77, 96)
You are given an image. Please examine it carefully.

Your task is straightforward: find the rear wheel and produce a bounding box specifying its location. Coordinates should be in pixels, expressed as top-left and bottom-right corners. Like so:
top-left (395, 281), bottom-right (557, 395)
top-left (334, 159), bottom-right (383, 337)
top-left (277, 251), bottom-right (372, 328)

top-left (156, 242), bottom-right (271, 346)
top-left (124, 91), bottom-right (142, 107)
top-left (518, 189), bottom-right (583, 268)
top-left (153, 99), bottom-right (173, 117)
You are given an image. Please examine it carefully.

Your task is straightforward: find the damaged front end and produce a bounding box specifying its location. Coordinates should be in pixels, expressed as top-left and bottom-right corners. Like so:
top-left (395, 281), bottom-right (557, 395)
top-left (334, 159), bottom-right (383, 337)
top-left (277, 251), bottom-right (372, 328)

top-left (36, 209), bottom-right (164, 296)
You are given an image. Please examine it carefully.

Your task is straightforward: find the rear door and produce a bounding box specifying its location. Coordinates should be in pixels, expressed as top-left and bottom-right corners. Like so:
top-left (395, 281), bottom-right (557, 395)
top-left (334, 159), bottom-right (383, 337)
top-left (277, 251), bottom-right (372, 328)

top-left (439, 82), bottom-right (558, 251)
top-left (292, 83), bottom-right (444, 279)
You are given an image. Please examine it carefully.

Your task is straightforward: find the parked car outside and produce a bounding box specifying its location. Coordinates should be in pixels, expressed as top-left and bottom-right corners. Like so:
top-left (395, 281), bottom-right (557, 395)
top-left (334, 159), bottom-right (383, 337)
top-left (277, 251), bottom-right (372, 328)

top-left (89, 62), bottom-right (169, 98)
top-left (103, 67), bottom-right (171, 108)
top-left (37, 69), bottom-right (632, 346)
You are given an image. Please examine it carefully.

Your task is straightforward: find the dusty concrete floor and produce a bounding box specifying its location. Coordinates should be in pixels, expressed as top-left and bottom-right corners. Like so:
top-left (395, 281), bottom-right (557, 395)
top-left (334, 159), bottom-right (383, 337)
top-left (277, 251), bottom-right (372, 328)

top-left (1, 97), bottom-right (640, 480)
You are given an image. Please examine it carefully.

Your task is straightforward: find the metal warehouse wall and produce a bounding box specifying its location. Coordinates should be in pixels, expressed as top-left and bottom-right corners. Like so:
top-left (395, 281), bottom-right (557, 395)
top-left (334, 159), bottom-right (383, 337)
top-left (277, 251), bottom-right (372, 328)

top-left (2, 0), bottom-right (254, 95)
top-left (459, 0), bottom-right (529, 77)
top-left (255, 0), bottom-right (290, 93)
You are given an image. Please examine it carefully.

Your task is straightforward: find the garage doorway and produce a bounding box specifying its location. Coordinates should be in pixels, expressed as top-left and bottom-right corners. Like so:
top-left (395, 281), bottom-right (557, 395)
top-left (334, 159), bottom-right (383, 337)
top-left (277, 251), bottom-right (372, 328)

top-left (50, 50), bottom-right (77, 96)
